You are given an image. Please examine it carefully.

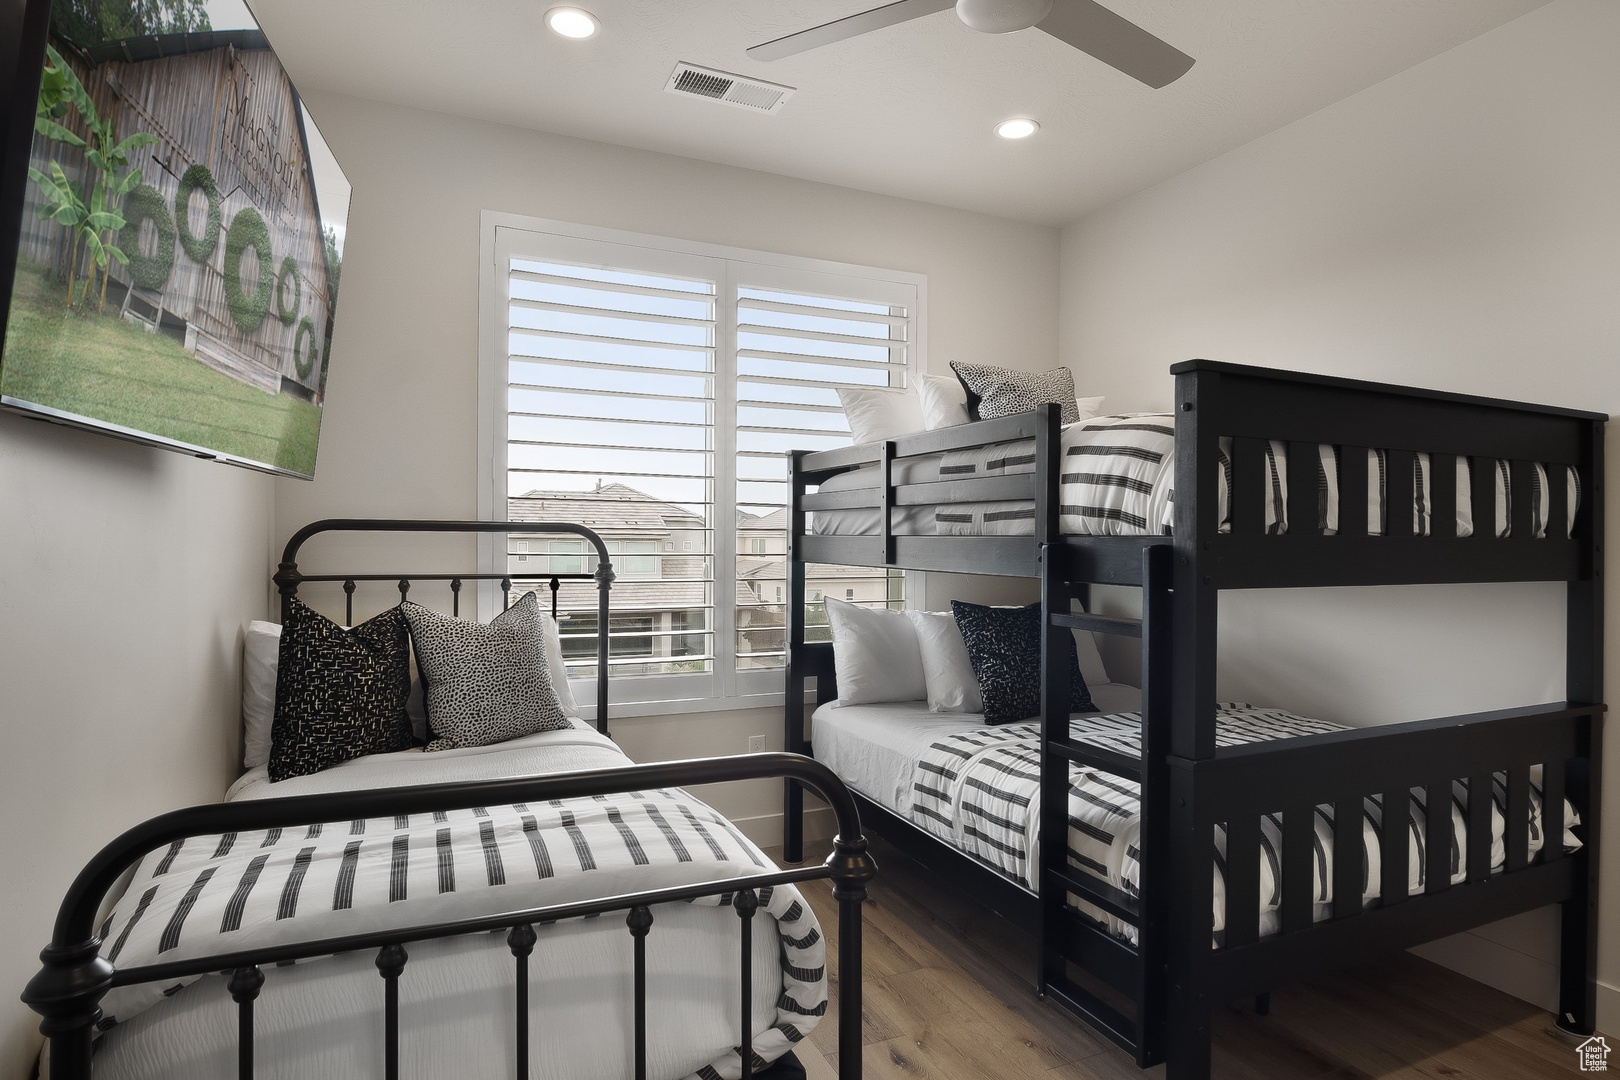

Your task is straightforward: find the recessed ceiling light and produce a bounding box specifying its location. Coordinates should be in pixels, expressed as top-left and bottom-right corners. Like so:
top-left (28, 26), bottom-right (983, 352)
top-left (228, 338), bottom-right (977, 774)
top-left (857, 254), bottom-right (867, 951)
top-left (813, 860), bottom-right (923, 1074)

top-left (995, 117), bottom-right (1040, 140)
top-left (546, 6), bottom-right (599, 39)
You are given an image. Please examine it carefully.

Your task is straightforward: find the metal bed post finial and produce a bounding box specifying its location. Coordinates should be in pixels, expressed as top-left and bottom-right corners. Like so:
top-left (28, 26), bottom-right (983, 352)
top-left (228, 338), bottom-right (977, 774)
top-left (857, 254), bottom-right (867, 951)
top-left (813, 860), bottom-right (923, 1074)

top-left (21, 939), bottom-right (112, 1080)
top-left (594, 551), bottom-right (615, 737)
top-left (826, 831), bottom-right (876, 1080)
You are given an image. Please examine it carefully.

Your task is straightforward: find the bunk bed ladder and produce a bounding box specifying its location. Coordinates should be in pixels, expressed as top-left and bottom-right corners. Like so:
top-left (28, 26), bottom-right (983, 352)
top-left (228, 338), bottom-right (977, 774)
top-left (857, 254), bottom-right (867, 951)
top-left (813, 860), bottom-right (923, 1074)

top-left (1036, 469), bottom-right (1173, 1060)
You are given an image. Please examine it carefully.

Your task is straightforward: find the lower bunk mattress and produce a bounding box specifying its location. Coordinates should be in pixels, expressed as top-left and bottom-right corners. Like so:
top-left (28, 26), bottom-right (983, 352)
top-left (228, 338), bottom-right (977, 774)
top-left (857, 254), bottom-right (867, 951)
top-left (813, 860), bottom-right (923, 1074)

top-left (810, 699), bottom-right (1580, 942)
top-left (78, 722), bottom-right (823, 1080)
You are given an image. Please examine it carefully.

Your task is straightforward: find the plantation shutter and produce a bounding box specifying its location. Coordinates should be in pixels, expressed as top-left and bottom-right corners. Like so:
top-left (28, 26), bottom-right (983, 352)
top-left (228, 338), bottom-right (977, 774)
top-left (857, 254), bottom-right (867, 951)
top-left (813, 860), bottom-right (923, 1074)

top-left (731, 264), bottom-right (910, 687)
top-left (491, 224), bottom-right (917, 707)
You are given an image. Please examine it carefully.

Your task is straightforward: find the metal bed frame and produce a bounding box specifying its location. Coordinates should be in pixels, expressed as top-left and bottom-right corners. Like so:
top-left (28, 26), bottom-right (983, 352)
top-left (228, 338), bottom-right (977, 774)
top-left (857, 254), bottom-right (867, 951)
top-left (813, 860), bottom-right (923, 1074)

top-left (25, 519), bottom-right (875, 1080)
top-left (781, 360), bottom-right (1604, 1079)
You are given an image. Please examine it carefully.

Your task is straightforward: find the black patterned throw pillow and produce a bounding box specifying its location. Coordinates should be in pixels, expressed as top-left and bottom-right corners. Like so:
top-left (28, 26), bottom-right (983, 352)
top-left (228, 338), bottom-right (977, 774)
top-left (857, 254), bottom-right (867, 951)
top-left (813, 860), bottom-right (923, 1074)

top-left (268, 599), bottom-right (415, 782)
top-left (950, 600), bottom-right (1095, 724)
top-left (403, 591), bottom-right (571, 751)
top-left (951, 361), bottom-right (1081, 424)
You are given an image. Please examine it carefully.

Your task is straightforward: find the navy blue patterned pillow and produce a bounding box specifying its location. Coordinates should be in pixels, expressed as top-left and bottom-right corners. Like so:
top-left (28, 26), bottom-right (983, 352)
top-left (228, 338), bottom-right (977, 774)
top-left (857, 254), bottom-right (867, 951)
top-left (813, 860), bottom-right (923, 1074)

top-left (950, 601), bottom-right (1095, 724)
top-left (269, 599), bottom-right (414, 781)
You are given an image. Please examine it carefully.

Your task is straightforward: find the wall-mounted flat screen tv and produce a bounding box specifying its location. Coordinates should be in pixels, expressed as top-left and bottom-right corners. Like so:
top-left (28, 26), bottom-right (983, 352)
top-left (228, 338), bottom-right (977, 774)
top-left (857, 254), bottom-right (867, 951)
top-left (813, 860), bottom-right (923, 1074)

top-left (0, 0), bottom-right (349, 478)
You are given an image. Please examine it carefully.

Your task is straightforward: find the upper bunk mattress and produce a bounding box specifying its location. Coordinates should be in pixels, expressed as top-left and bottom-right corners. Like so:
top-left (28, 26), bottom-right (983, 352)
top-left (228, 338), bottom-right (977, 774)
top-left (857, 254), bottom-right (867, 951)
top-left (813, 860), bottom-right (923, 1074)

top-left (809, 413), bottom-right (1579, 540)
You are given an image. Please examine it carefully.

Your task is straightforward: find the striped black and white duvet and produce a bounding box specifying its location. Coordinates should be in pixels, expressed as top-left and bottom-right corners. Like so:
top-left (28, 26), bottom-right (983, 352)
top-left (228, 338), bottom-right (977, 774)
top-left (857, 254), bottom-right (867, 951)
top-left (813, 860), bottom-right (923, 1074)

top-left (908, 705), bottom-right (1581, 944)
top-left (811, 414), bottom-right (1579, 539)
top-left (85, 725), bottom-right (823, 1080)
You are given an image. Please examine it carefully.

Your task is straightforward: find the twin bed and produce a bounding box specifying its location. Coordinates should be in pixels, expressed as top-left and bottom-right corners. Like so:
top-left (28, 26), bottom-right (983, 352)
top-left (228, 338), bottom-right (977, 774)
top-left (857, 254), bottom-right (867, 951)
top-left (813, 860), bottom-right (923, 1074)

top-left (783, 360), bottom-right (1604, 1080)
top-left (25, 520), bottom-right (873, 1080)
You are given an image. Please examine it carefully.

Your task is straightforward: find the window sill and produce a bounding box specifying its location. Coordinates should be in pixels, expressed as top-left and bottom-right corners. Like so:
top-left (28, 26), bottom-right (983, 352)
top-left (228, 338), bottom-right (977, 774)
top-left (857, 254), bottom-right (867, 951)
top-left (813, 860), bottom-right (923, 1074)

top-left (578, 690), bottom-right (813, 722)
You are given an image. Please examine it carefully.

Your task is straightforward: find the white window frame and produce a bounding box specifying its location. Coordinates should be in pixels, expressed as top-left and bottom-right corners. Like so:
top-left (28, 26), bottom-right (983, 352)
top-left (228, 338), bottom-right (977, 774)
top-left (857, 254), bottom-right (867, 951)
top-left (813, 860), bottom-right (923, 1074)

top-left (478, 211), bottom-right (926, 716)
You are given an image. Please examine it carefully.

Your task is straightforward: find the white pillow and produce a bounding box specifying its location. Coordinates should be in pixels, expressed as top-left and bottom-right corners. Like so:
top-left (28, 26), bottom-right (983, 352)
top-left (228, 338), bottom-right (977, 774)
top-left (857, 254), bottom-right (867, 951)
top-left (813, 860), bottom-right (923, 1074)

top-left (241, 610), bottom-right (580, 768)
top-left (837, 386), bottom-right (925, 444)
top-left (241, 620), bottom-right (282, 769)
top-left (540, 612), bottom-right (581, 717)
top-left (1071, 396), bottom-right (1107, 426)
top-left (905, 610), bottom-right (982, 713)
top-left (1071, 620), bottom-right (1110, 687)
top-left (918, 373), bottom-right (971, 430)
top-left (824, 596), bottom-right (926, 705)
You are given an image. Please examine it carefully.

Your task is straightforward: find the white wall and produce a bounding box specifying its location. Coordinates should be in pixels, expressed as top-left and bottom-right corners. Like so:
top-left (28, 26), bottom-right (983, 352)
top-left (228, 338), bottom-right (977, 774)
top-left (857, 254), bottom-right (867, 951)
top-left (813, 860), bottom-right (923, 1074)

top-left (274, 91), bottom-right (1060, 835)
top-left (0, 415), bottom-right (274, 1078)
top-left (1058, 0), bottom-right (1618, 1028)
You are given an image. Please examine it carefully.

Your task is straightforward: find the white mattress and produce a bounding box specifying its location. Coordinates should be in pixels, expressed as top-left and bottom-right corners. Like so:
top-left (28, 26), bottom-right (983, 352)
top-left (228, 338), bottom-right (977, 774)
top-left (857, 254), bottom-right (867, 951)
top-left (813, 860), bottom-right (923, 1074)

top-left (811, 686), bottom-right (1143, 819)
top-left (83, 721), bottom-right (810, 1080)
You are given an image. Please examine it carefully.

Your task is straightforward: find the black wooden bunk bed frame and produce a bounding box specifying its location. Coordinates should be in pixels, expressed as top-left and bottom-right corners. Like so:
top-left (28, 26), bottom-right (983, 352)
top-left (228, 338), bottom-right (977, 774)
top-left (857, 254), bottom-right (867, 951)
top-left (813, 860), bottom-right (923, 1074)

top-left (25, 519), bottom-right (875, 1080)
top-left (781, 361), bottom-right (1605, 1079)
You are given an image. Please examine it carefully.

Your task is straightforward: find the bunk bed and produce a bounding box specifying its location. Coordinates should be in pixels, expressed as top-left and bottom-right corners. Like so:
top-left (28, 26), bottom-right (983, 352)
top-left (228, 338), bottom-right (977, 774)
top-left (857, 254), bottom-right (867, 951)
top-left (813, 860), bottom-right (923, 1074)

top-left (781, 360), bottom-right (1604, 1080)
top-left (25, 519), bottom-right (874, 1080)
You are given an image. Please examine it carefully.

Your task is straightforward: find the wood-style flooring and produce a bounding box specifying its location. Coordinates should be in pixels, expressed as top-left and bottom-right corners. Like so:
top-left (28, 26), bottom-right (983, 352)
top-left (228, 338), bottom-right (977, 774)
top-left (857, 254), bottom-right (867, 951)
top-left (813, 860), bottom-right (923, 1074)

top-left (768, 835), bottom-right (1597, 1080)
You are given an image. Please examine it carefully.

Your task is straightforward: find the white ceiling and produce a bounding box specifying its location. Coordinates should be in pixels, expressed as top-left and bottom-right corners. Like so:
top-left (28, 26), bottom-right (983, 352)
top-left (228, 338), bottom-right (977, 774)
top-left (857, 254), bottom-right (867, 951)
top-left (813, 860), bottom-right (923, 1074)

top-left (248, 0), bottom-right (1553, 227)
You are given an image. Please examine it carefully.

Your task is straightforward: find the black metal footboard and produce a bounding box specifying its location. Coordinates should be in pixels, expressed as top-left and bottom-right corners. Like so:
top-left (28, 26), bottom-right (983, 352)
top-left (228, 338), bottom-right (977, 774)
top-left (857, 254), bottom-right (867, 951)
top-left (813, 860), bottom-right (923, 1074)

top-left (23, 754), bottom-right (874, 1080)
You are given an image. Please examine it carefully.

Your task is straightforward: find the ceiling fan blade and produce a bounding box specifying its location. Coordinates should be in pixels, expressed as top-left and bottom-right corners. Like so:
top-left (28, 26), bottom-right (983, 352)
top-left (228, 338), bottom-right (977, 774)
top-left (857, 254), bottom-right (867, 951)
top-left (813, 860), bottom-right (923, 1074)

top-left (1036, 0), bottom-right (1194, 88)
top-left (747, 0), bottom-right (957, 62)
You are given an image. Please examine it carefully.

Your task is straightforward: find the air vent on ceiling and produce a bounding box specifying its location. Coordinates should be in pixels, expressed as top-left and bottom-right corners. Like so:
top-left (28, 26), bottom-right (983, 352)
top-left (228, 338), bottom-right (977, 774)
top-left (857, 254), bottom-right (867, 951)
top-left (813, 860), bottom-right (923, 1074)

top-left (665, 62), bottom-right (795, 114)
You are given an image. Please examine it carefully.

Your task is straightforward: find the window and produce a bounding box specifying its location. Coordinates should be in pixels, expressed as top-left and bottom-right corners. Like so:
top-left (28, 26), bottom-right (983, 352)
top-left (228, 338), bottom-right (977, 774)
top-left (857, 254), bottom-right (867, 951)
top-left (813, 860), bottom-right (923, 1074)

top-left (547, 539), bottom-right (586, 575)
top-left (483, 216), bottom-right (918, 706)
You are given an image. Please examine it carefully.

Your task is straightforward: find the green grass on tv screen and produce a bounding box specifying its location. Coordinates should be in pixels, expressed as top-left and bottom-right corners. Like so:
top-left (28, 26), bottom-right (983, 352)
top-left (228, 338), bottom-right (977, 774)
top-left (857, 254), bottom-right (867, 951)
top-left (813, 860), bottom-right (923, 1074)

top-left (1, 262), bottom-right (320, 474)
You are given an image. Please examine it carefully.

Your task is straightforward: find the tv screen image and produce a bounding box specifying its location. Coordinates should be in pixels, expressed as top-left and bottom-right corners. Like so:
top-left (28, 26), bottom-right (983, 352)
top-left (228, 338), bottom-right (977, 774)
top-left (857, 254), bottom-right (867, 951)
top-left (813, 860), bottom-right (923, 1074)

top-left (0, 0), bottom-right (350, 478)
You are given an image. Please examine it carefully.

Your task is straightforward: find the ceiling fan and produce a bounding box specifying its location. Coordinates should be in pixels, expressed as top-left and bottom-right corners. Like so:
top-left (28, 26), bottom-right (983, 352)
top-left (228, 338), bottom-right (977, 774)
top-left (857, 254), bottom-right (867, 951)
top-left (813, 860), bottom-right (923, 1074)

top-left (747, 0), bottom-right (1194, 89)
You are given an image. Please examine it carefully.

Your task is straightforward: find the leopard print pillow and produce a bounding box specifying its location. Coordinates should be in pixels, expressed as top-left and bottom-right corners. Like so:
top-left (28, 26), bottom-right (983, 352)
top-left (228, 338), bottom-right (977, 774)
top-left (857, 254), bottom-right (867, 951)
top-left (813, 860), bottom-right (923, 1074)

top-left (950, 361), bottom-right (1081, 424)
top-left (268, 599), bottom-right (414, 782)
top-left (403, 591), bottom-right (571, 751)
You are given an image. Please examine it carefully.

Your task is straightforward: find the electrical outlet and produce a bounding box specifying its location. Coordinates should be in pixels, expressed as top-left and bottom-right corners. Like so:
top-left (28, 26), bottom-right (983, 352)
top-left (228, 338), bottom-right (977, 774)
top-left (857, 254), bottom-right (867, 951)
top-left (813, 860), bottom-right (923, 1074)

top-left (748, 735), bottom-right (767, 753)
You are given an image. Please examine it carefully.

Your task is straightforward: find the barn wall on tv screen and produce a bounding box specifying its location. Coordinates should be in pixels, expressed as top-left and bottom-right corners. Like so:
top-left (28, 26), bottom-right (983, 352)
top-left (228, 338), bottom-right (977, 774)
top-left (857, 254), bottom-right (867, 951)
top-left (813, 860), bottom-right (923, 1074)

top-left (17, 32), bottom-right (333, 396)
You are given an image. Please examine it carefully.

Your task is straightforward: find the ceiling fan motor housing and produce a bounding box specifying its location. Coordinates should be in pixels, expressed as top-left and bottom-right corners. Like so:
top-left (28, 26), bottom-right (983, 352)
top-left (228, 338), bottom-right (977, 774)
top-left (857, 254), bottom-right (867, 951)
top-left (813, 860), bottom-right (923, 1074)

top-left (955, 0), bottom-right (1054, 34)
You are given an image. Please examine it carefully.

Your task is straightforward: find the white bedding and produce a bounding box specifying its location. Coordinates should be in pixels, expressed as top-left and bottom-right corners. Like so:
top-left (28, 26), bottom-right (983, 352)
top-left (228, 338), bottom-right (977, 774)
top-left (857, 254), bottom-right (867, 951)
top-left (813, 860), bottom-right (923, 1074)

top-left (811, 686), bottom-right (1143, 818)
top-left (85, 721), bottom-right (822, 1080)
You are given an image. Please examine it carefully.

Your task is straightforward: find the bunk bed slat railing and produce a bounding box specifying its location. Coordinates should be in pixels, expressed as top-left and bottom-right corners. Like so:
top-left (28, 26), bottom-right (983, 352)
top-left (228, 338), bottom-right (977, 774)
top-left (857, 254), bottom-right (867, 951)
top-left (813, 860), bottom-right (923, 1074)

top-left (1338, 444), bottom-right (1370, 537)
top-left (1386, 450), bottom-right (1416, 538)
top-left (1542, 760), bottom-right (1567, 865)
top-left (1230, 437), bottom-right (1268, 535)
top-left (1380, 789), bottom-right (1410, 908)
top-left (1471, 455), bottom-right (1497, 539)
top-left (1506, 767), bottom-right (1533, 871)
top-left (1431, 455), bottom-right (1458, 539)
top-left (1467, 773), bottom-right (1495, 882)
top-left (1278, 809), bottom-right (1314, 934)
top-left (1222, 816), bottom-right (1263, 947)
top-left (1331, 797), bottom-right (1362, 920)
top-left (1286, 442), bottom-right (1319, 537)
top-left (1424, 780), bottom-right (1452, 895)
top-left (1510, 459), bottom-right (1536, 540)
top-left (1548, 464), bottom-right (1570, 540)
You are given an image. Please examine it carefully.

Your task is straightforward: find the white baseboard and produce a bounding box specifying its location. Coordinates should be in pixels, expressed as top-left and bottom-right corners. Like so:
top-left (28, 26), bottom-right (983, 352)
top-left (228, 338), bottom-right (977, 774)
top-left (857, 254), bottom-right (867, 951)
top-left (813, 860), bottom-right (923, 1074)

top-left (1410, 932), bottom-right (1616, 1037)
top-left (730, 807), bottom-right (836, 850)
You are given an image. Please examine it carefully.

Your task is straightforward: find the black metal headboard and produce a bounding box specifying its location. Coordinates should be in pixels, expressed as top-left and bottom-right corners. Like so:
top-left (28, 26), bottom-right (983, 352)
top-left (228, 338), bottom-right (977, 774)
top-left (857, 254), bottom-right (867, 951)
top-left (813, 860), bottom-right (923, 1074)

top-left (272, 519), bottom-right (616, 735)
